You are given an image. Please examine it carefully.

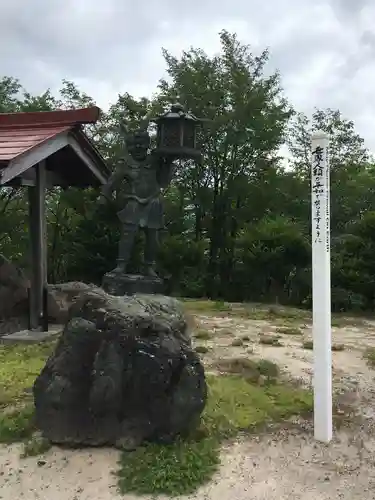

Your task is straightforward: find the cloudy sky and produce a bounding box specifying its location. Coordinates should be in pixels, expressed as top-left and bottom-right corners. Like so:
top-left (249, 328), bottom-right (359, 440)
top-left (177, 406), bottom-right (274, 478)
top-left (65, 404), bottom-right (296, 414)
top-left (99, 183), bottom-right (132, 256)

top-left (1, 0), bottom-right (375, 150)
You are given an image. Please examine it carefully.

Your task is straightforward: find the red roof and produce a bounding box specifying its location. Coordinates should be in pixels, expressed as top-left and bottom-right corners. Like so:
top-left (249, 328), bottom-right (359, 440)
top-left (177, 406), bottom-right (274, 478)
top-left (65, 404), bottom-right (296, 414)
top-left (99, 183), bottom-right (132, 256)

top-left (0, 107), bottom-right (101, 163)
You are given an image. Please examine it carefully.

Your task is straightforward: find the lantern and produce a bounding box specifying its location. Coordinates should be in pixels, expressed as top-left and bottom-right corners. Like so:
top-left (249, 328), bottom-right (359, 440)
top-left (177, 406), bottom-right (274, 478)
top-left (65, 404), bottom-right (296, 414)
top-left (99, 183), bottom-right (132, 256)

top-left (151, 103), bottom-right (203, 161)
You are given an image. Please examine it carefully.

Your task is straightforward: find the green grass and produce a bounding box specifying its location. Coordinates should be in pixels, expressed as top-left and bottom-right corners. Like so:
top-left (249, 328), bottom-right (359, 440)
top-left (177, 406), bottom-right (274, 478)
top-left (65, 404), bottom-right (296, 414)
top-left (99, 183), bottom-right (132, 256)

top-left (184, 299), bottom-right (370, 328)
top-left (276, 326), bottom-right (302, 336)
top-left (231, 338), bottom-right (244, 347)
top-left (216, 357), bottom-right (279, 383)
top-left (0, 336), bottom-right (313, 497)
top-left (363, 347), bottom-right (375, 367)
top-left (194, 329), bottom-right (212, 340)
top-left (0, 341), bottom-right (55, 407)
top-left (195, 345), bottom-right (209, 354)
top-left (0, 341), bottom-right (55, 445)
top-left (302, 341), bottom-right (345, 352)
top-left (259, 335), bottom-right (283, 347)
top-left (302, 340), bottom-right (314, 350)
top-left (332, 343), bottom-right (345, 352)
top-left (21, 432), bottom-right (51, 458)
top-left (117, 374), bottom-right (312, 496)
top-left (183, 299), bottom-right (232, 314)
top-left (0, 404), bottom-right (36, 443)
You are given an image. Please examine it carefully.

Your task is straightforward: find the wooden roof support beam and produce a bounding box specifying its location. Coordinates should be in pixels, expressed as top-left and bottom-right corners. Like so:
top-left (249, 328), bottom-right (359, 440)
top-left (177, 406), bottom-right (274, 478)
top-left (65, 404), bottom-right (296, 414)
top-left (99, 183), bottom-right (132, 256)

top-left (28, 160), bottom-right (47, 330)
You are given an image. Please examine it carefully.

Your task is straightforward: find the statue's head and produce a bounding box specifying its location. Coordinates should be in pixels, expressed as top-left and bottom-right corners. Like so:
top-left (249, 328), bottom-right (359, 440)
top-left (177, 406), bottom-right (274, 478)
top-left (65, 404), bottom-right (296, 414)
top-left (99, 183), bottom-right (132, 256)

top-left (126, 128), bottom-right (150, 161)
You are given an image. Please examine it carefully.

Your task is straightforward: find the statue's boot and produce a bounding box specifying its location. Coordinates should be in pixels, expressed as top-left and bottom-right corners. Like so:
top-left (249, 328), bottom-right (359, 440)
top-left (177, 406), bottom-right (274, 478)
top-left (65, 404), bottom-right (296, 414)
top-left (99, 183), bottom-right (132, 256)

top-left (143, 262), bottom-right (159, 279)
top-left (144, 228), bottom-right (160, 278)
top-left (112, 225), bottom-right (137, 274)
top-left (112, 260), bottom-right (126, 274)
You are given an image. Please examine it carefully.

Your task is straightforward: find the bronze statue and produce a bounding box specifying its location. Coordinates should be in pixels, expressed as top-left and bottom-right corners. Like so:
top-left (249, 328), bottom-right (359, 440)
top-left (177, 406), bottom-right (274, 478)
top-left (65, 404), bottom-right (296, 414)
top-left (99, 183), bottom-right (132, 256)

top-left (100, 124), bottom-right (176, 278)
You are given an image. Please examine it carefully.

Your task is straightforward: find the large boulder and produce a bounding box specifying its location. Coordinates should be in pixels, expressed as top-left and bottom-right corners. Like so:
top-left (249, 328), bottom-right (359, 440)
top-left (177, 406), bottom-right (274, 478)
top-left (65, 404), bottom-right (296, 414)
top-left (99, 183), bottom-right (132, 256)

top-left (33, 286), bottom-right (207, 449)
top-left (0, 254), bottom-right (29, 318)
top-left (47, 281), bottom-right (93, 323)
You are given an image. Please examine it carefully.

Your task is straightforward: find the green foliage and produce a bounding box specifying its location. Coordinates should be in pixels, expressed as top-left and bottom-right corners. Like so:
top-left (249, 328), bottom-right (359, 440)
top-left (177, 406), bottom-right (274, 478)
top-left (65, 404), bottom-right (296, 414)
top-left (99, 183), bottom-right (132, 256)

top-left (0, 31), bottom-right (375, 311)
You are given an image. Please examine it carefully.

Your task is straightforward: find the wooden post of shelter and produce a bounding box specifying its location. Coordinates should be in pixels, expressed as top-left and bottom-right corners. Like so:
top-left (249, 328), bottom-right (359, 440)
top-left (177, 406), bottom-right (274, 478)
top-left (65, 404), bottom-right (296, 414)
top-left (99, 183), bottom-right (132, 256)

top-left (28, 161), bottom-right (47, 329)
top-left (0, 107), bottom-right (110, 331)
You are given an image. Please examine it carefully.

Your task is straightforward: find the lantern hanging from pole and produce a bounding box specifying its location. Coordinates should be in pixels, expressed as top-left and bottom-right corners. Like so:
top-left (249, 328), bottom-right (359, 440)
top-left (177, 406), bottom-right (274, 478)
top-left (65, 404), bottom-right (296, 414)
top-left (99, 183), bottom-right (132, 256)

top-left (151, 103), bottom-right (203, 161)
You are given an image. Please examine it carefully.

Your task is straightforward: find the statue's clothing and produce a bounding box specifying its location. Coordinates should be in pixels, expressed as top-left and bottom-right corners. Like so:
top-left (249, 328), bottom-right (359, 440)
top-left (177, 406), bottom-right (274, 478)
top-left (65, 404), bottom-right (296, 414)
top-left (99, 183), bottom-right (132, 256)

top-left (117, 196), bottom-right (163, 229)
top-left (113, 156), bottom-right (167, 230)
top-left (100, 147), bottom-right (174, 274)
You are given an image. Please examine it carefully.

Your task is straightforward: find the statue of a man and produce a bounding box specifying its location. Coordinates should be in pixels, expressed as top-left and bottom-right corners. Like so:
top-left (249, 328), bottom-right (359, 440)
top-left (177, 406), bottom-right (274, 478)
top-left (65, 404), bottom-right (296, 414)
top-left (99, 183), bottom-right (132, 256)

top-left (100, 126), bottom-right (175, 278)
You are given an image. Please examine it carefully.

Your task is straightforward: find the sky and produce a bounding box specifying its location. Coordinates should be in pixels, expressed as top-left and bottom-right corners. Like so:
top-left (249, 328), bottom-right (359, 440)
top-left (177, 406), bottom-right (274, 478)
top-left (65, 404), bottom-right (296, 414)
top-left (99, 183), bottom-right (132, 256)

top-left (1, 0), bottom-right (375, 151)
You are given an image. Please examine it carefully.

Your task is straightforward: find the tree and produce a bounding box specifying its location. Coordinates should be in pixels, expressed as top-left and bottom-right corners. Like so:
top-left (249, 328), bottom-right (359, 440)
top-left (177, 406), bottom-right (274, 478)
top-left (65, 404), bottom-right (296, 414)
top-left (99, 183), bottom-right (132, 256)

top-left (287, 108), bottom-right (374, 232)
top-left (156, 30), bottom-right (293, 296)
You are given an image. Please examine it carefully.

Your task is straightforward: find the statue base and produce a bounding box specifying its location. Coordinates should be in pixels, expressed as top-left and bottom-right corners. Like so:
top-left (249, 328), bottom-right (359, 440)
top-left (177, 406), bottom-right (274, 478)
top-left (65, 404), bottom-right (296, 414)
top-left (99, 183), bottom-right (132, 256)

top-left (102, 272), bottom-right (164, 296)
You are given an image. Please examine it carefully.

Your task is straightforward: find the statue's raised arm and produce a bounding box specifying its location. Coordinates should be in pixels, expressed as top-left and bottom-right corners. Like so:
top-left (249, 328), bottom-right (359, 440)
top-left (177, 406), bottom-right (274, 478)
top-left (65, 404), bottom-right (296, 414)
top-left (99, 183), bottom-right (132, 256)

top-left (99, 121), bottom-right (135, 202)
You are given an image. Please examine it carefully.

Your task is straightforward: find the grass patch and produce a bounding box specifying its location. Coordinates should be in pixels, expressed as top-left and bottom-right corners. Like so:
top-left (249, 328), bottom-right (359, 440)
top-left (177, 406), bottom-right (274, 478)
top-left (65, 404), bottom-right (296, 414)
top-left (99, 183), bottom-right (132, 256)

top-left (184, 299), bottom-right (371, 329)
top-left (0, 404), bottom-right (36, 443)
top-left (21, 432), bottom-right (51, 458)
top-left (183, 299), bottom-right (232, 314)
top-left (302, 340), bottom-right (313, 350)
top-left (231, 338), bottom-right (244, 347)
top-left (1, 339), bottom-right (312, 497)
top-left (276, 326), bottom-right (302, 336)
top-left (117, 374), bottom-right (313, 496)
top-left (332, 343), bottom-right (345, 352)
top-left (240, 305), bottom-right (309, 324)
top-left (183, 299), bottom-right (309, 324)
top-left (194, 329), bottom-right (212, 340)
top-left (0, 341), bottom-right (55, 407)
top-left (195, 345), bottom-right (209, 354)
top-left (259, 335), bottom-right (283, 347)
top-left (301, 341), bottom-right (345, 352)
top-left (216, 357), bottom-right (279, 384)
top-left (363, 347), bottom-right (375, 367)
top-left (0, 341), bottom-right (55, 444)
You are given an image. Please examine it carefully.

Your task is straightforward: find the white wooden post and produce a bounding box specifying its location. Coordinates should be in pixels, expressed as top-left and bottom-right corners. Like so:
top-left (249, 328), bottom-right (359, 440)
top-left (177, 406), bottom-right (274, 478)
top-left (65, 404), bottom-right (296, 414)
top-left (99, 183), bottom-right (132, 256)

top-left (311, 130), bottom-right (332, 443)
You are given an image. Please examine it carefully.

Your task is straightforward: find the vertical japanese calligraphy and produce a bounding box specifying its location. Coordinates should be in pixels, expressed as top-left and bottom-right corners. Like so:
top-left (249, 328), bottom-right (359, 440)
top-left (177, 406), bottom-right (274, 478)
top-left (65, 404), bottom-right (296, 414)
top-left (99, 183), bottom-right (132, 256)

top-left (312, 145), bottom-right (324, 245)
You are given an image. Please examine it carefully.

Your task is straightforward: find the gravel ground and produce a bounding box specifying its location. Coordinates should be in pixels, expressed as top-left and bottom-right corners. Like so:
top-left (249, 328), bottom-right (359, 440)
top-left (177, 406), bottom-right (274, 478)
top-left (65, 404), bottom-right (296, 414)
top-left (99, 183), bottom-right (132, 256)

top-left (1, 312), bottom-right (375, 499)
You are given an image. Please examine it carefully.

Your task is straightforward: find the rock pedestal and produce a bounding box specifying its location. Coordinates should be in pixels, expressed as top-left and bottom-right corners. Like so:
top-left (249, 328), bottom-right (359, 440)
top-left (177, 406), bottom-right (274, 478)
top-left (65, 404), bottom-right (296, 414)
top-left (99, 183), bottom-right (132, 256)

top-left (33, 286), bottom-right (207, 449)
top-left (102, 272), bottom-right (164, 296)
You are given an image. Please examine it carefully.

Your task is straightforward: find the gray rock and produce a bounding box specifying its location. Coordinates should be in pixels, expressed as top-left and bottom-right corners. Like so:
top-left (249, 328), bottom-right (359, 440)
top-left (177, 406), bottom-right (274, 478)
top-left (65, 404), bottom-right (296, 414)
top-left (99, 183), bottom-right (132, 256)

top-left (47, 281), bottom-right (95, 323)
top-left (0, 254), bottom-right (29, 319)
top-left (33, 286), bottom-right (207, 448)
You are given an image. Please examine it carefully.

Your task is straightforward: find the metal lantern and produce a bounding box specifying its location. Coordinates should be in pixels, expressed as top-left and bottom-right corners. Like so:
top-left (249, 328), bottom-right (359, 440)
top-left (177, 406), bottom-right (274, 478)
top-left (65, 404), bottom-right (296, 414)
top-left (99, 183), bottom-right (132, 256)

top-left (151, 103), bottom-right (203, 160)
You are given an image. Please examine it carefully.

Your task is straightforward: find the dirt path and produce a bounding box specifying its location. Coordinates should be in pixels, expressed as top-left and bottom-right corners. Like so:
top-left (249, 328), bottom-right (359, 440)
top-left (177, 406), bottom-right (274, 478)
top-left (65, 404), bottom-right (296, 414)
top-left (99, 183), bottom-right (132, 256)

top-left (1, 312), bottom-right (375, 499)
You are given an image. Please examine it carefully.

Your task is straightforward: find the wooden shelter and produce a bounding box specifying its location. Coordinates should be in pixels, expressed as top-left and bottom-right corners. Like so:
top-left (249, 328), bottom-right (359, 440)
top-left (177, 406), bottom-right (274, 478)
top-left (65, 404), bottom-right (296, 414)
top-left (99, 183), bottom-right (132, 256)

top-left (0, 106), bottom-right (110, 329)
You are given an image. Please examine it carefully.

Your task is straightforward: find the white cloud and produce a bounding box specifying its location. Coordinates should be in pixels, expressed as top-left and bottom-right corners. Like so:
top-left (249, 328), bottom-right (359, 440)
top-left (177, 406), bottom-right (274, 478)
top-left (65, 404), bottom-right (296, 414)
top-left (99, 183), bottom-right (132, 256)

top-left (1, 0), bottom-right (375, 152)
